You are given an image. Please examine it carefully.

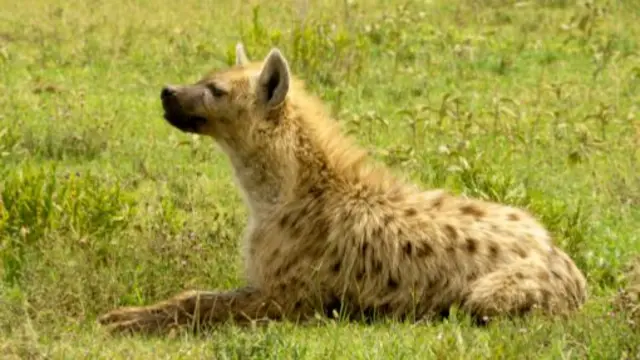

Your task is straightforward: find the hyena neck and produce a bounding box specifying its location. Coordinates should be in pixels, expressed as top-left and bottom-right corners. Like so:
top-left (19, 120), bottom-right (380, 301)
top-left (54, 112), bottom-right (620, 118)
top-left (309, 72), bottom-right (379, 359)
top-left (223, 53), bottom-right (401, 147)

top-left (224, 149), bottom-right (287, 219)
top-left (221, 102), bottom-right (401, 219)
top-left (221, 130), bottom-right (343, 219)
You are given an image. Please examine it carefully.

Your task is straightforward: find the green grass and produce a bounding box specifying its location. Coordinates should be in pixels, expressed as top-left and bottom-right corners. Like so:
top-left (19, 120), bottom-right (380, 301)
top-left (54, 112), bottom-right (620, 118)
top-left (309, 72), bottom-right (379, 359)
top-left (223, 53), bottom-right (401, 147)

top-left (1, 0), bottom-right (640, 358)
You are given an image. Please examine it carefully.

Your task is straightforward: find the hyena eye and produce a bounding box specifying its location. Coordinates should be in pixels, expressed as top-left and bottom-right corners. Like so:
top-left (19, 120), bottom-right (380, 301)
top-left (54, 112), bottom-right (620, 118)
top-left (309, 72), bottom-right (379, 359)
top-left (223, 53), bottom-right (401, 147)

top-left (207, 83), bottom-right (227, 98)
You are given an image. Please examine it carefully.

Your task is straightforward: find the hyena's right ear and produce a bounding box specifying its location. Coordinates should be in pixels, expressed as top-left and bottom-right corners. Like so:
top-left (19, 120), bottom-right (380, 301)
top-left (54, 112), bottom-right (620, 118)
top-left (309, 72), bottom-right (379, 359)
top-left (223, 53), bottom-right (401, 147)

top-left (257, 48), bottom-right (291, 108)
top-left (235, 43), bottom-right (250, 66)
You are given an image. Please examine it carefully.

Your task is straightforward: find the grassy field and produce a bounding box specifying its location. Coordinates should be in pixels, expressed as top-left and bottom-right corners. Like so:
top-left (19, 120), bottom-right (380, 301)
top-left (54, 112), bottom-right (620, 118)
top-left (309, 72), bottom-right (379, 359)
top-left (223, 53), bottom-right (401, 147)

top-left (1, 0), bottom-right (640, 358)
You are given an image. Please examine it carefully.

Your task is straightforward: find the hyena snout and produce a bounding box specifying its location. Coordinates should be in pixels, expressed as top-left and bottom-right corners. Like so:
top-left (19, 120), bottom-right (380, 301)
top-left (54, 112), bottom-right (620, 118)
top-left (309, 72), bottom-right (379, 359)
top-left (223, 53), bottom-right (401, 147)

top-left (161, 85), bottom-right (177, 101)
top-left (160, 85), bottom-right (206, 134)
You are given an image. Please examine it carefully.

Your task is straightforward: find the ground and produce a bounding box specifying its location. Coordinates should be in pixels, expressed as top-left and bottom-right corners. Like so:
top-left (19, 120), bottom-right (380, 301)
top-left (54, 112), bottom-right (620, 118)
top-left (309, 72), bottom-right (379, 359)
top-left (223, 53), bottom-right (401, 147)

top-left (1, 0), bottom-right (639, 358)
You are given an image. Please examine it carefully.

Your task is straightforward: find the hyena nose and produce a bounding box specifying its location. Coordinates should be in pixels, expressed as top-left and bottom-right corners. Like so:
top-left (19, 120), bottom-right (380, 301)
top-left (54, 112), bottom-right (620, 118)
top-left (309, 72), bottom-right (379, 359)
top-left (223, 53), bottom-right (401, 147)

top-left (161, 86), bottom-right (177, 100)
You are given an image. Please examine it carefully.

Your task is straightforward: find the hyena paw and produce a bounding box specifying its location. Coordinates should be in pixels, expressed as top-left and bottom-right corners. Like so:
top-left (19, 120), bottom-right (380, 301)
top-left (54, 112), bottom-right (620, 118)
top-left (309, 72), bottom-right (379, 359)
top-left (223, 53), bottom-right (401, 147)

top-left (97, 306), bottom-right (177, 335)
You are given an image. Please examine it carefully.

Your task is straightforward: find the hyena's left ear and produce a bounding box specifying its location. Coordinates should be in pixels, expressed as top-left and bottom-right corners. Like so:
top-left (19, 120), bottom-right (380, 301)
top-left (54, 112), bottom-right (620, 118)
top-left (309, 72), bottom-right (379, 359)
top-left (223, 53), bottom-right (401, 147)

top-left (257, 48), bottom-right (290, 108)
top-left (235, 43), bottom-right (250, 66)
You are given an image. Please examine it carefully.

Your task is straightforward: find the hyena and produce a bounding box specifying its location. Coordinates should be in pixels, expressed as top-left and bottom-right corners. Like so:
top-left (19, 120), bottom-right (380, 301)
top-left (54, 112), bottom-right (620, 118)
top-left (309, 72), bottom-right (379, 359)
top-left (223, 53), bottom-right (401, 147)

top-left (98, 44), bottom-right (588, 334)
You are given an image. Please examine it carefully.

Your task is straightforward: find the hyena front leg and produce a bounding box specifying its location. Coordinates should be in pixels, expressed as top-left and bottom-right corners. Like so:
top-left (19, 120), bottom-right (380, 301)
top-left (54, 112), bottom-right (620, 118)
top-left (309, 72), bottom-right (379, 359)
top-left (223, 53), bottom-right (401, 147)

top-left (98, 286), bottom-right (298, 335)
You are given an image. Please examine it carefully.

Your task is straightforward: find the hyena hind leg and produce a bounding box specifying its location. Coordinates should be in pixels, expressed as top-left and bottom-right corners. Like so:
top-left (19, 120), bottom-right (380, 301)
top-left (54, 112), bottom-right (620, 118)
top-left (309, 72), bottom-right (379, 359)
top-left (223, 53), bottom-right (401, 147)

top-left (461, 256), bottom-right (586, 324)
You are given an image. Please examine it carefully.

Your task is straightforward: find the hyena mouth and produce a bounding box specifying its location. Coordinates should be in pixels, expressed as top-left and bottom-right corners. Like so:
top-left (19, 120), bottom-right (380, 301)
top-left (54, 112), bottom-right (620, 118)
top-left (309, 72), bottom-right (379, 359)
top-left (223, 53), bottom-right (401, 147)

top-left (162, 111), bottom-right (206, 133)
top-left (160, 86), bottom-right (206, 133)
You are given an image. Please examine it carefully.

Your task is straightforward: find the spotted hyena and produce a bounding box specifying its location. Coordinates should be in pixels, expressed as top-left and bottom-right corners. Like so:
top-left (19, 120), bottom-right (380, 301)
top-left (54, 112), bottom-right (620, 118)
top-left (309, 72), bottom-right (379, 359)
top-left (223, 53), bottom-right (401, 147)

top-left (98, 44), bottom-right (588, 334)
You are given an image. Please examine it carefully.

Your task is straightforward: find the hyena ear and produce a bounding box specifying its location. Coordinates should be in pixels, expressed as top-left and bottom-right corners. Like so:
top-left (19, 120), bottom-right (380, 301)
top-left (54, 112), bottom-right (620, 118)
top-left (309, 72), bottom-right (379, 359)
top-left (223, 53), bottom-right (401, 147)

top-left (235, 42), bottom-right (250, 66)
top-left (257, 48), bottom-right (290, 108)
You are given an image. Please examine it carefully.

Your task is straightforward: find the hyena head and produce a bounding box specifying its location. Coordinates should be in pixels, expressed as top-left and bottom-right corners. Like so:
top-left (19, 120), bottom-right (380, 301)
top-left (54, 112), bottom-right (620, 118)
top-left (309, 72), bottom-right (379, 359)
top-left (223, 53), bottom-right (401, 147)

top-left (160, 43), bottom-right (292, 150)
top-left (161, 44), bottom-right (303, 210)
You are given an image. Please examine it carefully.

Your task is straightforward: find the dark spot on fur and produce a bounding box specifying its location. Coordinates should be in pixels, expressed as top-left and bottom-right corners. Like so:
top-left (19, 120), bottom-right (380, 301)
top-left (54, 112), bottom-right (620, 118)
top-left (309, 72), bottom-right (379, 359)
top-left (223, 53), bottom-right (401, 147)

top-left (467, 273), bottom-right (478, 282)
top-left (331, 261), bottom-right (341, 273)
top-left (361, 243), bottom-right (369, 257)
top-left (265, 107), bottom-right (284, 123)
top-left (405, 208), bottom-right (417, 217)
top-left (307, 243), bottom-right (325, 260)
top-left (373, 260), bottom-right (383, 273)
top-left (275, 262), bottom-right (294, 278)
top-left (289, 223), bottom-right (302, 238)
top-left (294, 301), bottom-right (303, 310)
top-left (311, 218), bottom-right (331, 246)
top-left (416, 243), bottom-right (433, 257)
top-left (376, 303), bottom-right (393, 316)
top-left (298, 205), bottom-right (309, 217)
top-left (515, 272), bottom-right (525, 279)
top-left (309, 185), bottom-right (324, 199)
top-left (356, 270), bottom-right (365, 281)
top-left (403, 242), bottom-right (413, 256)
top-left (507, 212), bottom-right (520, 221)
top-left (446, 246), bottom-right (456, 254)
top-left (438, 307), bottom-right (451, 319)
top-left (323, 295), bottom-right (343, 318)
top-left (383, 214), bottom-right (394, 225)
top-left (551, 269), bottom-right (562, 279)
top-left (523, 292), bottom-right (536, 311)
top-left (443, 224), bottom-right (458, 240)
top-left (433, 196), bottom-right (444, 209)
top-left (460, 204), bottom-right (486, 218)
top-left (489, 243), bottom-right (500, 258)
top-left (512, 245), bottom-right (528, 258)
top-left (268, 249), bottom-right (280, 262)
top-left (372, 226), bottom-right (383, 239)
top-left (387, 277), bottom-right (399, 290)
top-left (465, 237), bottom-right (478, 254)
top-left (537, 271), bottom-right (551, 282)
top-left (279, 213), bottom-right (291, 228)
top-left (389, 192), bottom-right (404, 202)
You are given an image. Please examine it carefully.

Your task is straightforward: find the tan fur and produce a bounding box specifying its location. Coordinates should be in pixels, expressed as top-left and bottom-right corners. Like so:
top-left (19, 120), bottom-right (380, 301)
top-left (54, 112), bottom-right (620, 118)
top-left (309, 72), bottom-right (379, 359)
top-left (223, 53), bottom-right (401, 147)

top-left (98, 45), bottom-right (588, 335)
